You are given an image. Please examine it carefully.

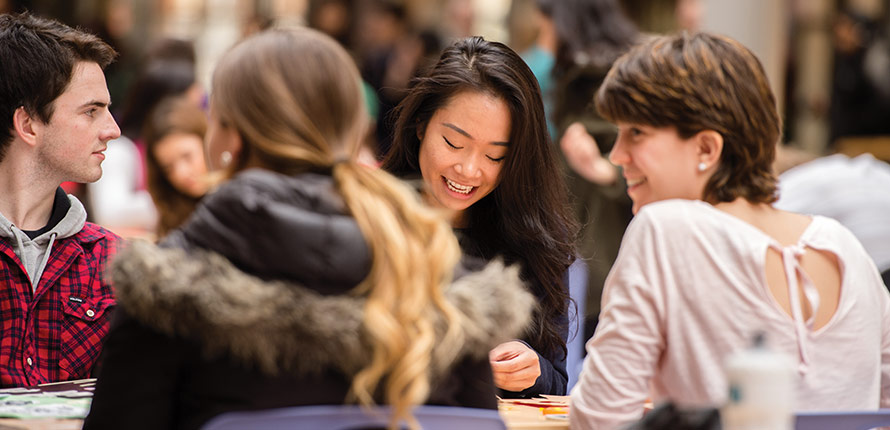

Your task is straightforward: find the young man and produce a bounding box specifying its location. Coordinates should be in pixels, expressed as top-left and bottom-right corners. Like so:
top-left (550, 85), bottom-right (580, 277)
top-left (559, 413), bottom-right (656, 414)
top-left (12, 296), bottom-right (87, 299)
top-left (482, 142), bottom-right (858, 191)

top-left (0, 13), bottom-right (121, 387)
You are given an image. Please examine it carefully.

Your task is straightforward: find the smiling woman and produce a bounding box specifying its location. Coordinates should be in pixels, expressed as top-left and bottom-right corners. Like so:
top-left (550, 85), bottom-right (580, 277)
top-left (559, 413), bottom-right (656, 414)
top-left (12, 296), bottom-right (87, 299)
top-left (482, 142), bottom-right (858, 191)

top-left (383, 36), bottom-right (578, 398)
top-left (416, 91), bottom-right (510, 219)
top-left (570, 32), bottom-right (890, 430)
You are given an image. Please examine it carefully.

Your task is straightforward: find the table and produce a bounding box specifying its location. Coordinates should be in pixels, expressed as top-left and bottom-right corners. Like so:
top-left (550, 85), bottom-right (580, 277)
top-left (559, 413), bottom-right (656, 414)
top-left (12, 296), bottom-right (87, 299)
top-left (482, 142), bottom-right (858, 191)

top-left (0, 381), bottom-right (571, 430)
top-left (0, 418), bottom-right (82, 430)
top-left (0, 379), bottom-right (93, 430)
top-left (498, 395), bottom-right (570, 429)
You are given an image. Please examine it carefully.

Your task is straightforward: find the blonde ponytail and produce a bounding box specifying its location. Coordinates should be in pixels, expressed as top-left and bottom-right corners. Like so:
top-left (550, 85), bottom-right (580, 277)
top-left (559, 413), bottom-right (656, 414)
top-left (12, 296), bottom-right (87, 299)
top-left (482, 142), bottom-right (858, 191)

top-left (334, 161), bottom-right (465, 429)
top-left (212, 28), bottom-right (467, 428)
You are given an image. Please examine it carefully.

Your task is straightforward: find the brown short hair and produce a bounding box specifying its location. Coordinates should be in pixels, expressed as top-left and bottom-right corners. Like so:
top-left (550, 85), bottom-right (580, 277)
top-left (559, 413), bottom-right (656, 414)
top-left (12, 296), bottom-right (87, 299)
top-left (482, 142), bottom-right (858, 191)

top-left (0, 12), bottom-right (117, 160)
top-left (595, 32), bottom-right (781, 204)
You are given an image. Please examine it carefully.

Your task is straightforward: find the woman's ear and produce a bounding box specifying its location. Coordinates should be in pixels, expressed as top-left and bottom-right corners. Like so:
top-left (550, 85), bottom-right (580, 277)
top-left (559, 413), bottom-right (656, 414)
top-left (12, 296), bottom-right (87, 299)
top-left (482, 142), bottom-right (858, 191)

top-left (230, 128), bottom-right (244, 161)
top-left (695, 130), bottom-right (723, 169)
top-left (415, 121), bottom-right (426, 142)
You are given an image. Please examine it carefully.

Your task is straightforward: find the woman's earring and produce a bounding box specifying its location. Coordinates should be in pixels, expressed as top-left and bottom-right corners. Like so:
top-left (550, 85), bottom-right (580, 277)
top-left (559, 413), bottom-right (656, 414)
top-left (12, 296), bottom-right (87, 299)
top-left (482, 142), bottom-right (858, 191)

top-left (220, 151), bottom-right (233, 167)
top-left (697, 162), bottom-right (707, 172)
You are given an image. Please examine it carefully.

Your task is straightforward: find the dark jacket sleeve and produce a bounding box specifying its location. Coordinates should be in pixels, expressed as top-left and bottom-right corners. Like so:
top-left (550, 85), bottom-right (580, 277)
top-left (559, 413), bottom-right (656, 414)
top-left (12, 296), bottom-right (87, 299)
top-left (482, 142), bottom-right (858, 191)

top-left (498, 316), bottom-right (569, 398)
top-left (499, 270), bottom-right (570, 398)
top-left (82, 310), bottom-right (183, 430)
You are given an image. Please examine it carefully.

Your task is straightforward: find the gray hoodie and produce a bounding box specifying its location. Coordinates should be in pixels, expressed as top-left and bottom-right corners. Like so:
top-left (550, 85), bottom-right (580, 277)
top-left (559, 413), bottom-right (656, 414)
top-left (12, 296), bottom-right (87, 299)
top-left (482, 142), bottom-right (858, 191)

top-left (0, 194), bottom-right (86, 290)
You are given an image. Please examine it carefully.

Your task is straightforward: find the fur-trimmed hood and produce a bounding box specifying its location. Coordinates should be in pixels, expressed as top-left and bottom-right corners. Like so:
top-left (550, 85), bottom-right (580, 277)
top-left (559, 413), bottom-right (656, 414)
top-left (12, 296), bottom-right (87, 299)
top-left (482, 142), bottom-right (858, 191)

top-left (164, 169), bottom-right (372, 292)
top-left (110, 240), bottom-right (535, 380)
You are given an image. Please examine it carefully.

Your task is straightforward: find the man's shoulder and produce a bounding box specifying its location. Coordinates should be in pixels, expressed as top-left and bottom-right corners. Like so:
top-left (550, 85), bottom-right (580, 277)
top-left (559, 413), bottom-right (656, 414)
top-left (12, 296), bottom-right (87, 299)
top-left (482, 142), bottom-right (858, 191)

top-left (71, 222), bottom-right (122, 246)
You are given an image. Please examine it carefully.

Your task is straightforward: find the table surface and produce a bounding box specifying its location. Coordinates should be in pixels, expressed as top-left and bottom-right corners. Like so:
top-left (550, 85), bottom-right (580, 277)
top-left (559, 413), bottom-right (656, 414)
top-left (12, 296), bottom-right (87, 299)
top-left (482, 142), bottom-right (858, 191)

top-left (0, 380), bottom-right (570, 430)
top-left (0, 379), bottom-right (94, 430)
top-left (498, 395), bottom-right (570, 429)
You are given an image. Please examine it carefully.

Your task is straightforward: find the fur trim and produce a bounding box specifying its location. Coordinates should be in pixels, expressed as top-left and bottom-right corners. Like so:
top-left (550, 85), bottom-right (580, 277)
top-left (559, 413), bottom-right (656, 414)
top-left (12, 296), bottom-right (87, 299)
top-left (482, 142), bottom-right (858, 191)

top-left (110, 240), bottom-right (534, 378)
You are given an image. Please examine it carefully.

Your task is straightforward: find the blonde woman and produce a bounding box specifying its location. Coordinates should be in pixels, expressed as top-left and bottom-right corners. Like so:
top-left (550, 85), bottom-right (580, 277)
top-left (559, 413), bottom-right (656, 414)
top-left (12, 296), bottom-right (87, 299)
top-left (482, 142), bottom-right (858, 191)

top-left (83, 28), bottom-right (533, 430)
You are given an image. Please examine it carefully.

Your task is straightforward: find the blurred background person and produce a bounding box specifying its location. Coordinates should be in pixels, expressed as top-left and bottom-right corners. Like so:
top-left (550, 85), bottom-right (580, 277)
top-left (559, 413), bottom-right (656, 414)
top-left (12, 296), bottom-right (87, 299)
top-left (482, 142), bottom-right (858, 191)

top-left (518, 0), bottom-right (557, 138)
top-left (775, 151), bottom-right (890, 289)
top-left (828, 5), bottom-right (890, 146)
top-left (87, 37), bottom-right (204, 238)
top-left (356, 0), bottom-right (442, 160)
top-left (306, 0), bottom-right (357, 49)
top-left (143, 96), bottom-right (209, 239)
top-left (547, 0), bottom-right (639, 344)
top-left (0, 0), bottom-right (28, 16)
top-left (674, 0), bottom-right (704, 31)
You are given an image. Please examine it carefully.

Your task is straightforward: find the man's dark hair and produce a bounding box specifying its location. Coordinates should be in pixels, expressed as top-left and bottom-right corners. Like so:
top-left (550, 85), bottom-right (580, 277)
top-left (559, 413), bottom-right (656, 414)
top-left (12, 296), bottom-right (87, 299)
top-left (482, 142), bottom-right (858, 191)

top-left (0, 12), bottom-right (117, 161)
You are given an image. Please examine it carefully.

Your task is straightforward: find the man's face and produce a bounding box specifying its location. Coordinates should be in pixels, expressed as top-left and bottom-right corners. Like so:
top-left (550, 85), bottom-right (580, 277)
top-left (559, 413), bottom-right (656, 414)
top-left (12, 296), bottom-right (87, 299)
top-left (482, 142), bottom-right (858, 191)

top-left (34, 61), bottom-right (120, 183)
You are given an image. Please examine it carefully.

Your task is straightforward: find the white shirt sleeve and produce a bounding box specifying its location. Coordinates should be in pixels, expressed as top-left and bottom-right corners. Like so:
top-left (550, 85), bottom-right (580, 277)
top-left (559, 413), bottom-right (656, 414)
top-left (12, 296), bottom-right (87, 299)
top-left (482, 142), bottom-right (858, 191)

top-left (881, 278), bottom-right (890, 408)
top-left (570, 211), bottom-right (666, 429)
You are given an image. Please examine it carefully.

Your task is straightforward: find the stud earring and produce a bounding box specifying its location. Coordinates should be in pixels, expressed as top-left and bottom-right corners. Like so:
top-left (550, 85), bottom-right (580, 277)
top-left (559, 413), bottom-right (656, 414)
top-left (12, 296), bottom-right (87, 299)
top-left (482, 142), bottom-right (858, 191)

top-left (697, 162), bottom-right (707, 172)
top-left (220, 151), bottom-right (233, 167)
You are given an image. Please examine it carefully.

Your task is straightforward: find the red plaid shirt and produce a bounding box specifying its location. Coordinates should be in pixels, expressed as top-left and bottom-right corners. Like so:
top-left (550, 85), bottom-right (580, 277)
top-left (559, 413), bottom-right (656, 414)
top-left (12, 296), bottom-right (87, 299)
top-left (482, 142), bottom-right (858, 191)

top-left (0, 222), bottom-right (119, 387)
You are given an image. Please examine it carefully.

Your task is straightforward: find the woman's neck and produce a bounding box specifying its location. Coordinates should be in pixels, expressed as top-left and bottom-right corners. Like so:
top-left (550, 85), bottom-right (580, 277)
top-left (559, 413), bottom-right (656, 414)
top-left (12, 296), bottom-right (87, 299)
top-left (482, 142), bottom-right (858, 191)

top-left (712, 198), bottom-right (771, 217)
top-left (450, 210), bottom-right (468, 229)
top-left (420, 190), bottom-right (465, 228)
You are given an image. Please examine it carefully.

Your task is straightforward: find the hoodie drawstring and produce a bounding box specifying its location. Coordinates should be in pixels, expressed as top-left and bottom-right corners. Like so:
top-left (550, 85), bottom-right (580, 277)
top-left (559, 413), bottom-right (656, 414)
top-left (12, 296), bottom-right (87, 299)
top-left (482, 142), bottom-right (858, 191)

top-left (11, 224), bottom-right (26, 255)
top-left (9, 225), bottom-right (58, 290)
top-left (35, 232), bottom-right (58, 287)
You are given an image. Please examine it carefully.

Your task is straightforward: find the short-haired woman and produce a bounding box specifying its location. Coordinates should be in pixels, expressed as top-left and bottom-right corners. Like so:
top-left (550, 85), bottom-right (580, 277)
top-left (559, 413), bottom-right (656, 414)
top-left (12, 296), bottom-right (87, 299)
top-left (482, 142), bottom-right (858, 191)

top-left (570, 32), bottom-right (890, 429)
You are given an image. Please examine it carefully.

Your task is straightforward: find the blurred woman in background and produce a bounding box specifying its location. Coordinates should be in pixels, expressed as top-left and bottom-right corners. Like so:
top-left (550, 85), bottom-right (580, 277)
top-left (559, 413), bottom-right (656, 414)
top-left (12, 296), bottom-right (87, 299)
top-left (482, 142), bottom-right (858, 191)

top-left (88, 38), bottom-right (204, 236)
top-left (143, 96), bottom-right (209, 238)
top-left (547, 0), bottom-right (639, 342)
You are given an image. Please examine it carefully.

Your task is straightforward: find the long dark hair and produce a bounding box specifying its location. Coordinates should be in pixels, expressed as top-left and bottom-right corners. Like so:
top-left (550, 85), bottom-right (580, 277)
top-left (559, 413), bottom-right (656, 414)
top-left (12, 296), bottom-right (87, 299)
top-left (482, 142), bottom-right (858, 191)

top-left (383, 36), bottom-right (577, 360)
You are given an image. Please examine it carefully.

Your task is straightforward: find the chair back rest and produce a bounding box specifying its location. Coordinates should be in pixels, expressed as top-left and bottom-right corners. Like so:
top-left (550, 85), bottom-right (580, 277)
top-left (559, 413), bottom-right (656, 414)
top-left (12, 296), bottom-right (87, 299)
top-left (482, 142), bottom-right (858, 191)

top-left (201, 404), bottom-right (507, 430)
top-left (795, 409), bottom-right (890, 430)
top-left (566, 258), bottom-right (588, 392)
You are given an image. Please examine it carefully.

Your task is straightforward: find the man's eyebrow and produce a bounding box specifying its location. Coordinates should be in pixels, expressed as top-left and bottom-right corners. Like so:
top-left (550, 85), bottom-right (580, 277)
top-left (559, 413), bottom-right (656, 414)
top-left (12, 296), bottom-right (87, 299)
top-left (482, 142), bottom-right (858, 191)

top-left (442, 122), bottom-right (509, 146)
top-left (78, 100), bottom-right (110, 109)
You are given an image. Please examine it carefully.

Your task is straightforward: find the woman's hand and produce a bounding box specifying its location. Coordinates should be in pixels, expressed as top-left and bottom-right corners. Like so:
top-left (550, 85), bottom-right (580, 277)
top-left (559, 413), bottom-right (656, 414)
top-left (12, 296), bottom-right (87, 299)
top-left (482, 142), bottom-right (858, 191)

top-left (560, 122), bottom-right (618, 185)
top-left (489, 341), bottom-right (541, 392)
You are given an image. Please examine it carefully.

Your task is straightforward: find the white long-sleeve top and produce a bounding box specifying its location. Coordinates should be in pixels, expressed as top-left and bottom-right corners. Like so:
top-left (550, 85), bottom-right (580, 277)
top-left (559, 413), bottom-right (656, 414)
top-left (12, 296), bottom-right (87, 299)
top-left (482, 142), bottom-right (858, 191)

top-left (570, 199), bottom-right (890, 430)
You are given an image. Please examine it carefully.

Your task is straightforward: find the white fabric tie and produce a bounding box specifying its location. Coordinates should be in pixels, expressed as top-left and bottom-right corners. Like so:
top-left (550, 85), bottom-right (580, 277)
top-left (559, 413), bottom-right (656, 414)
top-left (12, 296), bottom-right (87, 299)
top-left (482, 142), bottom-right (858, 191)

top-left (772, 242), bottom-right (819, 375)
